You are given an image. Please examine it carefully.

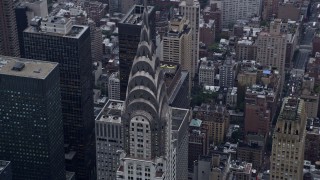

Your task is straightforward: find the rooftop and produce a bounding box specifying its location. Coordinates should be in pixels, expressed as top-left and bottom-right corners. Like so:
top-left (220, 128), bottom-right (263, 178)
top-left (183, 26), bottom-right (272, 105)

top-left (279, 97), bottom-right (304, 121)
top-left (120, 5), bottom-right (154, 25)
top-left (160, 63), bottom-right (178, 74)
top-left (190, 119), bottom-right (202, 128)
top-left (223, 142), bottom-right (238, 153)
top-left (95, 99), bottom-right (124, 123)
top-left (0, 56), bottom-right (58, 79)
top-left (66, 171), bottom-right (75, 180)
top-left (172, 107), bottom-right (189, 131)
top-left (246, 84), bottom-right (275, 96)
top-left (229, 161), bottom-right (252, 174)
top-left (237, 38), bottom-right (254, 45)
top-left (168, 71), bottom-right (188, 105)
top-left (25, 16), bottom-right (88, 39)
top-left (0, 160), bottom-right (10, 174)
top-left (200, 60), bottom-right (215, 70)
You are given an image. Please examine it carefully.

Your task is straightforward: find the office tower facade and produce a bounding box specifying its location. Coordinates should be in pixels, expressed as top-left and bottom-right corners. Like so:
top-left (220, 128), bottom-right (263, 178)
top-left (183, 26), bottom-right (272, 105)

top-left (96, 100), bottom-right (123, 180)
top-left (23, 17), bottom-right (96, 180)
top-left (167, 107), bottom-right (190, 180)
top-left (109, 0), bottom-right (121, 14)
top-left (235, 39), bottom-right (257, 61)
top-left (262, 0), bottom-right (278, 20)
top-left (221, 0), bottom-right (262, 28)
top-left (219, 59), bottom-right (236, 88)
top-left (0, 0), bottom-right (20, 57)
top-left (256, 19), bottom-right (287, 76)
top-left (270, 97), bottom-right (307, 180)
top-left (118, 5), bottom-right (155, 100)
top-left (15, 0), bottom-right (49, 58)
top-left (237, 136), bottom-right (264, 169)
top-left (195, 104), bottom-right (230, 145)
top-left (0, 160), bottom-right (12, 180)
top-left (88, 20), bottom-right (103, 63)
top-left (14, 5), bottom-right (29, 57)
top-left (162, 15), bottom-right (193, 78)
top-left (117, 4), bottom-right (170, 179)
top-left (108, 72), bottom-right (120, 100)
top-left (179, 0), bottom-right (200, 77)
top-left (0, 56), bottom-right (65, 179)
top-left (305, 118), bottom-right (320, 164)
top-left (199, 59), bottom-right (215, 86)
top-left (301, 77), bottom-right (319, 118)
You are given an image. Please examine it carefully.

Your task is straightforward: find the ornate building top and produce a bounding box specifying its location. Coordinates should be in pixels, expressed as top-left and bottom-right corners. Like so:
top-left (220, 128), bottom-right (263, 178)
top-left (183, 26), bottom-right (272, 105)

top-left (122, 0), bottom-right (170, 159)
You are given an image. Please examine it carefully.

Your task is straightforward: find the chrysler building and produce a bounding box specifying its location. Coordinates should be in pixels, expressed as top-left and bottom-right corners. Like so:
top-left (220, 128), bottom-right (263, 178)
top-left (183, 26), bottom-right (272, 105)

top-left (116, 1), bottom-right (171, 179)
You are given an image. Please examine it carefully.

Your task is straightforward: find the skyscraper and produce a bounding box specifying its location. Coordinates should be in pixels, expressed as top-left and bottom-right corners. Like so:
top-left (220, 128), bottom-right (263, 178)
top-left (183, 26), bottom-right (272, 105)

top-left (23, 17), bottom-right (96, 179)
top-left (0, 56), bottom-right (65, 179)
top-left (0, 0), bottom-right (20, 57)
top-left (270, 97), bottom-right (307, 180)
top-left (117, 2), bottom-right (171, 179)
top-left (118, 4), bottom-right (155, 100)
top-left (179, 0), bottom-right (200, 77)
top-left (162, 15), bottom-right (193, 78)
top-left (219, 59), bottom-right (236, 88)
top-left (96, 100), bottom-right (123, 180)
top-left (256, 19), bottom-right (287, 77)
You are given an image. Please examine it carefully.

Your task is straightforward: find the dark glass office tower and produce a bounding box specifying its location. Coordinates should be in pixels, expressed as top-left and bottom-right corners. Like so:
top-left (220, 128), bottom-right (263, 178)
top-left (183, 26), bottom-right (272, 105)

top-left (14, 5), bottom-right (28, 58)
top-left (23, 17), bottom-right (96, 180)
top-left (118, 4), bottom-right (155, 100)
top-left (0, 56), bottom-right (65, 180)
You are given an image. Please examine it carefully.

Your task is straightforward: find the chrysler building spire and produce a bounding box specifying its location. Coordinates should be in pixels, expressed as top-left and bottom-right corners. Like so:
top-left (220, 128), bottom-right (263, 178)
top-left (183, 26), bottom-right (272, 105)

top-left (117, 2), bottom-right (170, 179)
top-left (122, 0), bottom-right (169, 159)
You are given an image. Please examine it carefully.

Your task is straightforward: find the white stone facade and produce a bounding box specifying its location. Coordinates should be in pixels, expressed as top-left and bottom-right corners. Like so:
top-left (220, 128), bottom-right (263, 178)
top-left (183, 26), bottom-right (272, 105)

top-left (108, 72), bottom-right (120, 100)
top-left (96, 100), bottom-right (124, 180)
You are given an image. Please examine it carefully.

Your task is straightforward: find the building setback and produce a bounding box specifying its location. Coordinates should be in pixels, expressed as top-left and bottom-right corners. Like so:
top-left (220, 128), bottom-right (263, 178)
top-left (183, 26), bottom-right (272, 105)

top-left (23, 17), bottom-right (96, 180)
top-left (0, 56), bottom-right (65, 179)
